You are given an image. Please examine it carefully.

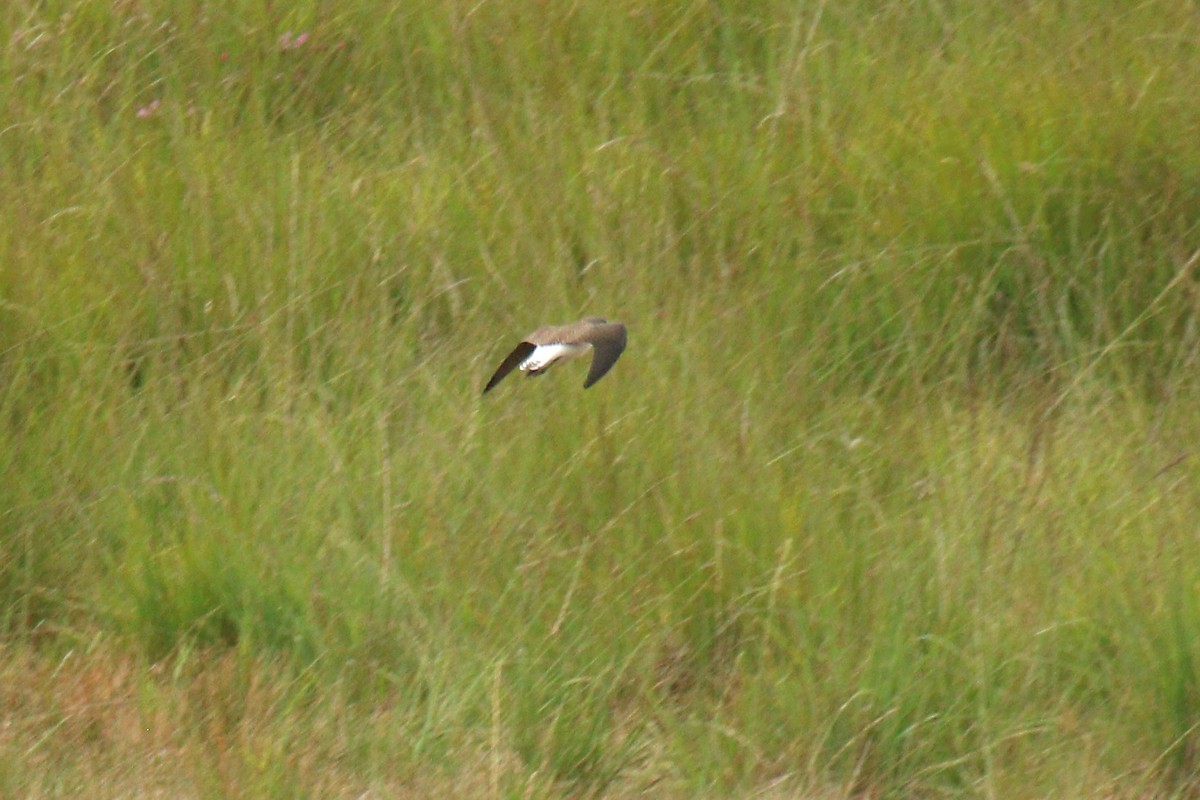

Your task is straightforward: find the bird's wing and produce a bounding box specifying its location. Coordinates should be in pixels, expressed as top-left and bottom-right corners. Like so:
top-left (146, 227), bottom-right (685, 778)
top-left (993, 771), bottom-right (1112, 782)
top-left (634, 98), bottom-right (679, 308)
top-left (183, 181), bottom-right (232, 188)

top-left (583, 323), bottom-right (627, 388)
top-left (483, 341), bottom-right (536, 394)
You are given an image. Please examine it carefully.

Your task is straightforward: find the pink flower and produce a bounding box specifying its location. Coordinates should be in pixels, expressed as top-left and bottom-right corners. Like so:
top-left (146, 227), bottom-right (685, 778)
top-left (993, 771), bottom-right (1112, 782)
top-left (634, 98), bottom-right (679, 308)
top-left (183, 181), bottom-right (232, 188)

top-left (136, 99), bottom-right (161, 119)
top-left (278, 31), bottom-right (310, 51)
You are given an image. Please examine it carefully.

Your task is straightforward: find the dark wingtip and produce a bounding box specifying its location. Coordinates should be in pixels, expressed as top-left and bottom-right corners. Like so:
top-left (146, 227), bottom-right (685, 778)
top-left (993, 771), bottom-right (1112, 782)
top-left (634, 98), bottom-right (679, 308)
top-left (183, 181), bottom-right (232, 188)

top-left (483, 340), bottom-right (537, 395)
top-left (482, 371), bottom-right (506, 395)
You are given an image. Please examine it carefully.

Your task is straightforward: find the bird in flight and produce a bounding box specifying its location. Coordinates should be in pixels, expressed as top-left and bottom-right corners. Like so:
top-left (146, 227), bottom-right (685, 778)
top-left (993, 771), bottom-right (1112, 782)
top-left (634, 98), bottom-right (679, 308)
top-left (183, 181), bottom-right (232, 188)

top-left (483, 317), bottom-right (628, 394)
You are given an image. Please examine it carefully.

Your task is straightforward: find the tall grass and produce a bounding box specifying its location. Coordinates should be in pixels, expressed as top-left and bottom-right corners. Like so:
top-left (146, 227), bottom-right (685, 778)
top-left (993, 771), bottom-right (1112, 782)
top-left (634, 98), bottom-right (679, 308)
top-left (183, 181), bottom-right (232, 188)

top-left (4, 0), bottom-right (1200, 796)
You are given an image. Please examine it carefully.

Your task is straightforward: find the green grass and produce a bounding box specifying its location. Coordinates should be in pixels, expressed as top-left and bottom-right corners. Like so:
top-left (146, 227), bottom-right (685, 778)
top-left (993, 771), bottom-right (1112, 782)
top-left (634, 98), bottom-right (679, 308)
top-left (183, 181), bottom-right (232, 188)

top-left (4, 0), bottom-right (1200, 796)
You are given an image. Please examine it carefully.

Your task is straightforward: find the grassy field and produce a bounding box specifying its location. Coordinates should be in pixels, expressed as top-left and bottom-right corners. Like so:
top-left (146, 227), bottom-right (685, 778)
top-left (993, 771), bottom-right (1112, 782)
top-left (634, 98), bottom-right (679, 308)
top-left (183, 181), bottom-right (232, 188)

top-left (4, 0), bottom-right (1200, 796)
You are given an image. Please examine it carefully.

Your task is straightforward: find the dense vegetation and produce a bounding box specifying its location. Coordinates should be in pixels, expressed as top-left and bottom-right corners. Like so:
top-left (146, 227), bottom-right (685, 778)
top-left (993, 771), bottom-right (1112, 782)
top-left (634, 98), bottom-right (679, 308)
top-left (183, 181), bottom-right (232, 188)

top-left (3, 1), bottom-right (1200, 796)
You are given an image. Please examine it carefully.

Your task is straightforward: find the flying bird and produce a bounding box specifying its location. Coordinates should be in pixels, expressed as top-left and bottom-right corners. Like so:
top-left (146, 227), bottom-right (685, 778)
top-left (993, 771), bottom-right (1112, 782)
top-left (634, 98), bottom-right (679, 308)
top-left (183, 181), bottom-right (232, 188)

top-left (483, 317), bottom-right (628, 393)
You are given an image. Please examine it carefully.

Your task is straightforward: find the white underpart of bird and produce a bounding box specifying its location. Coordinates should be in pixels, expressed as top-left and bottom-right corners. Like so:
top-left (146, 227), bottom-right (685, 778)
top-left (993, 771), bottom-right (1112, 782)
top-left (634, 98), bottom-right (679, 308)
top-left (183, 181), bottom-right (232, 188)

top-left (519, 342), bottom-right (590, 373)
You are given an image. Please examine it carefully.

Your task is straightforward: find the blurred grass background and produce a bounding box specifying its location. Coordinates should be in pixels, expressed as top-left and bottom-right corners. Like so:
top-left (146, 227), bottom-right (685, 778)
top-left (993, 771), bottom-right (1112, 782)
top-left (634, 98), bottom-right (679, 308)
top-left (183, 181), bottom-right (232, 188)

top-left (4, 0), bottom-right (1200, 796)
